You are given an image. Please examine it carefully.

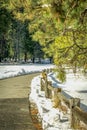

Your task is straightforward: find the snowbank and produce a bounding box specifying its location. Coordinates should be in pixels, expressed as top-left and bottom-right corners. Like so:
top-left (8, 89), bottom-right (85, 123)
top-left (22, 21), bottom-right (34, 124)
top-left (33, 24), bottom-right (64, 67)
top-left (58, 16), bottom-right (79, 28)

top-left (29, 75), bottom-right (71, 130)
top-left (0, 64), bottom-right (54, 79)
top-left (49, 73), bottom-right (87, 111)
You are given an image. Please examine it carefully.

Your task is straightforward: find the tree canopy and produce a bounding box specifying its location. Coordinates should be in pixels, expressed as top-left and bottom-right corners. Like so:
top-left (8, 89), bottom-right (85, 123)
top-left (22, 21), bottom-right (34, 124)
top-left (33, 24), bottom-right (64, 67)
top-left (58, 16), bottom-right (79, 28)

top-left (0, 0), bottom-right (87, 76)
top-left (28, 0), bottom-right (87, 71)
top-left (0, 0), bottom-right (44, 62)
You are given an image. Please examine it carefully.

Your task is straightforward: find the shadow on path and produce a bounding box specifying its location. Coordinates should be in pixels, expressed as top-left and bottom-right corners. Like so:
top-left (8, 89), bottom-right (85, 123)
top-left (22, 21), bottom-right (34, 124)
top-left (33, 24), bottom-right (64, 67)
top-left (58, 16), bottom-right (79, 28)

top-left (0, 97), bottom-right (36, 130)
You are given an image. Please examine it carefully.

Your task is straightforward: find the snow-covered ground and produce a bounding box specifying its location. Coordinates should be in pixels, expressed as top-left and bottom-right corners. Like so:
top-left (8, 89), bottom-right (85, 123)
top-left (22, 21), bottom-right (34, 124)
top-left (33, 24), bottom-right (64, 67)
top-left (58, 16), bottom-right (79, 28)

top-left (48, 71), bottom-right (87, 112)
top-left (29, 70), bottom-right (87, 129)
top-left (63, 72), bottom-right (87, 111)
top-left (30, 75), bottom-right (71, 130)
top-left (0, 64), bottom-right (87, 129)
top-left (0, 64), bottom-right (54, 79)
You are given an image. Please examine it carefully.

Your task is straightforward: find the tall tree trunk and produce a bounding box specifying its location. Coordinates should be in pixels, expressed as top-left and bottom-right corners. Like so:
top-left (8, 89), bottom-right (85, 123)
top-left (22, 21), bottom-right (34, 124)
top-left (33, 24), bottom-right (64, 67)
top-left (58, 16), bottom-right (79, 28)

top-left (24, 52), bottom-right (27, 62)
top-left (0, 35), bottom-right (7, 62)
top-left (32, 57), bottom-right (35, 63)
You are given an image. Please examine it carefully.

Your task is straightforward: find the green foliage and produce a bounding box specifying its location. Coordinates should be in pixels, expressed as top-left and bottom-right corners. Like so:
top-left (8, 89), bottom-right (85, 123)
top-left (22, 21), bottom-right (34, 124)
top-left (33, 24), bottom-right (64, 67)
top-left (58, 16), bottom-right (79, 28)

top-left (54, 67), bottom-right (66, 82)
top-left (0, 0), bottom-right (13, 61)
top-left (0, 2), bottom-right (12, 35)
top-left (0, 0), bottom-right (44, 62)
top-left (27, 0), bottom-right (87, 75)
top-left (50, 0), bottom-right (87, 27)
top-left (0, 0), bottom-right (87, 72)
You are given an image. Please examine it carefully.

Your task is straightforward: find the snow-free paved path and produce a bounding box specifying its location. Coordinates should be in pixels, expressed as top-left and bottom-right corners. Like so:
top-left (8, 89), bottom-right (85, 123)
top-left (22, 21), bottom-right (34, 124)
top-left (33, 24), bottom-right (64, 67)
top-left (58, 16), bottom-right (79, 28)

top-left (0, 74), bottom-right (39, 130)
